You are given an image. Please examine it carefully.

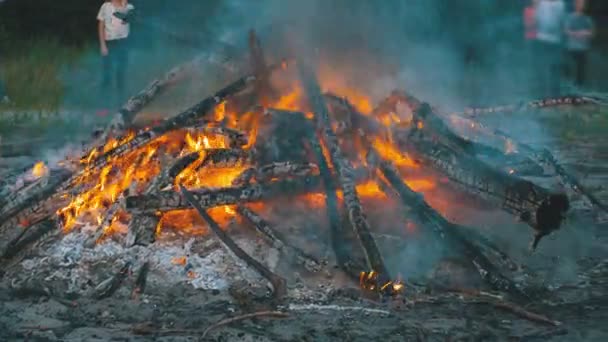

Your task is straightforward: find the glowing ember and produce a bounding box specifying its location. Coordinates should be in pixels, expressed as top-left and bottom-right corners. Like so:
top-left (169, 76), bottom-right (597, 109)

top-left (31, 161), bottom-right (48, 178)
top-left (359, 270), bottom-right (404, 295)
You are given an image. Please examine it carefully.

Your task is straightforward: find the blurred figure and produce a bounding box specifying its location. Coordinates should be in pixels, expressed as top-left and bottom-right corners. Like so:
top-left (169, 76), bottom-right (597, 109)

top-left (97, 0), bottom-right (135, 106)
top-left (524, 0), bottom-right (540, 93)
top-left (536, 0), bottom-right (566, 96)
top-left (524, 0), bottom-right (539, 42)
top-left (565, 0), bottom-right (594, 88)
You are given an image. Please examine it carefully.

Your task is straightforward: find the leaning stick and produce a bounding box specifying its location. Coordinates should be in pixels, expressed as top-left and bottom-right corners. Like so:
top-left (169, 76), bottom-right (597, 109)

top-left (297, 61), bottom-right (391, 287)
top-left (236, 205), bottom-right (321, 272)
top-left (180, 185), bottom-right (287, 298)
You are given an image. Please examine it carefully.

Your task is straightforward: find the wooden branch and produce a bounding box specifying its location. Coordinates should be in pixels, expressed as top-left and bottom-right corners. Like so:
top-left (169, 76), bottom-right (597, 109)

top-left (125, 213), bottom-right (159, 247)
top-left (236, 205), bottom-right (321, 272)
top-left (396, 105), bottom-right (570, 250)
top-left (297, 62), bottom-right (391, 288)
top-left (126, 175), bottom-right (326, 214)
top-left (1, 219), bottom-right (56, 260)
top-left (180, 185), bottom-right (287, 299)
top-left (93, 262), bottom-right (131, 299)
top-left (198, 148), bottom-right (252, 169)
top-left (368, 148), bottom-right (525, 297)
top-left (131, 262), bottom-right (150, 300)
top-left (203, 311), bottom-right (289, 338)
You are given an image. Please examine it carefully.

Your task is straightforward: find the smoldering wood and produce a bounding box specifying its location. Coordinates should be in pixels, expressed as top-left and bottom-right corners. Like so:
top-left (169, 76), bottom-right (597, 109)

top-left (84, 60), bottom-right (288, 171)
top-left (82, 76), bottom-right (255, 172)
top-left (234, 162), bottom-right (320, 185)
top-left (193, 126), bottom-right (249, 148)
top-left (93, 262), bottom-right (132, 299)
top-left (396, 105), bottom-right (570, 250)
top-left (198, 148), bottom-right (252, 169)
top-left (168, 152), bottom-right (201, 180)
top-left (180, 185), bottom-right (287, 298)
top-left (236, 205), bottom-right (321, 272)
top-left (298, 110), bottom-right (364, 279)
top-left (125, 213), bottom-right (159, 247)
top-left (463, 119), bottom-right (607, 215)
top-left (1, 219), bottom-right (55, 260)
top-left (0, 169), bottom-right (72, 233)
top-left (131, 261), bottom-right (150, 299)
top-left (297, 61), bottom-right (391, 288)
top-left (368, 149), bottom-right (525, 297)
top-left (84, 197), bottom-right (125, 248)
top-left (126, 175), bottom-right (327, 213)
top-left (254, 108), bottom-right (313, 165)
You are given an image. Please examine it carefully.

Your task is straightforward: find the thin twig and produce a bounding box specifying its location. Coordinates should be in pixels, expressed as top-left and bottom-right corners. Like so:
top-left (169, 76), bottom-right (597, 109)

top-left (202, 311), bottom-right (289, 338)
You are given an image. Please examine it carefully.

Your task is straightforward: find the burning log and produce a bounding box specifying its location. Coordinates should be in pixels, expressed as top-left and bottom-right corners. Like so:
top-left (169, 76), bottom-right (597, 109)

top-left (168, 152), bottom-right (201, 180)
top-left (368, 149), bottom-right (524, 297)
top-left (195, 126), bottom-right (249, 148)
top-left (198, 148), bottom-right (252, 169)
top-left (84, 60), bottom-right (287, 171)
top-left (232, 161), bottom-right (320, 186)
top-left (397, 104), bottom-right (570, 250)
top-left (180, 185), bottom-right (287, 298)
top-left (297, 61), bottom-right (392, 292)
top-left (93, 262), bottom-right (132, 299)
top-left (236, 205), bottom-right (321, 272)
top-left (127, 175), bottom-right (331, 214)
top-left (0, 169), bottom-right (71, 233)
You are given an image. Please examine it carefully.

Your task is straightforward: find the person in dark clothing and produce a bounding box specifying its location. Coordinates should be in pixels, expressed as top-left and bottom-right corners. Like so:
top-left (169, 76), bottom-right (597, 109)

top-left (97, 0), bottom-right (135, 105)
top-left (565, 0), bottom-right (594, 88)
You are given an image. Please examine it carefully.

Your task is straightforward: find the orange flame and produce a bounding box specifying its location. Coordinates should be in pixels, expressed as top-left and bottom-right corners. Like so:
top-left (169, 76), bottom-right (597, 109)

top-left (31, 161), bottom-right (48, 178)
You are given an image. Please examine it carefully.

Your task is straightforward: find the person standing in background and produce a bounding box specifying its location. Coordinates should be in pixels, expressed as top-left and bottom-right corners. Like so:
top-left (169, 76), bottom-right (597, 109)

top-left (524, 0), bottom-right (540, 95)
top-left (565, 0), bottom-right (594, 88)
top-left (97, 0), bottom-right (135, 106)
top-left (535, 0), bottom-right (566, 96)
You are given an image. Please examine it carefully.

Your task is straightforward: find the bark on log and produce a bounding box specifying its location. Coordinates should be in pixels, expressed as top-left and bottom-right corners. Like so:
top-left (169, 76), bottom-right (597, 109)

top-left (396, 104), bottom-right (570, 250)
top-left (454, 118), bottom-right (608, 215)
top-left (84, 60), bottom-right (286, 171)
top-left (236, 205), bottom-right (321, 272)
top-left (369, 149), bottom-right (525, 297)
top-left (125, 213), bottom-right (159, 247)
top-left (297, 61), bottom-right (391, 288)
top-left (232, 161), bottom-right (319, 186)
top-left (198, 148), bottom-right (252, 169)
top-left (126, 175), bottom-right (325, 214)
top-left (0, 169), bottom-right (71, 232)
top-left (1, 219), bottom-right (56, 260)
top-left (458, 94), bottom-right (603, 118)
top-left (180, 185), bottom-right (287, 298)
top-left (168, 152), bottom-right (201, 180)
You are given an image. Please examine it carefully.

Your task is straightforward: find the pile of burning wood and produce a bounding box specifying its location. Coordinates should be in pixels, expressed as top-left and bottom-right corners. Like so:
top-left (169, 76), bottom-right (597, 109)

top-left (1, 31), bottom-right (606, 301)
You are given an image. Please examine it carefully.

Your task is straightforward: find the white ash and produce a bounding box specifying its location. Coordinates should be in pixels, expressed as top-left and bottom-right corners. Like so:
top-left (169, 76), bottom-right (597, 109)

top-left (14, 225), bottom-right (282, 294)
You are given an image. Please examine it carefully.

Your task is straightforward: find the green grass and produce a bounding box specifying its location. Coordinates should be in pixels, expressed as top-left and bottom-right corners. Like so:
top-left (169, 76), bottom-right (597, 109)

top-left (0, 34), bottom-right (86, 112)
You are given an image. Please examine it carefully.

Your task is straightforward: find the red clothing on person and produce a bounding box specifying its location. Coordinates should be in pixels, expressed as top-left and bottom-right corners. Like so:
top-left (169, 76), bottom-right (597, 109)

top-left (524, 6), bottom-right (537, 40)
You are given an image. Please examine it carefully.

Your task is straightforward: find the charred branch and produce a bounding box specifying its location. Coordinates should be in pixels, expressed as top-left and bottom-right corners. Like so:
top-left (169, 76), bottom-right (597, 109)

top-left (368, 149), bottom-right (525, 297)
top-left (395, 105), bottom-right (570, 250)
top-left (93, 262), bottom-right (132, 299)
top-left (126, 175), bottom-right (326, 214)
top-left (180, 185), bottom-right (287, 298)
top-left (125, 213), bottom-right (159, 247)
top-left (198, 148), bottom-right (252, 169)
top-left (236, 205), bottom-right (321, 272)
top-left (297, 61), bottom-right (391, 289)
top-left (1, 219), bottom-right (56, 260)
top-left (131, 262), bottom-right (150, 300)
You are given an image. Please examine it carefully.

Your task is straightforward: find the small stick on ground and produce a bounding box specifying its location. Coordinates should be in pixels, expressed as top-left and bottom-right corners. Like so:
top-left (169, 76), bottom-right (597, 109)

top-left (93, 262), bottom-right (132, 299)
top-left (180, 185), bottom-right (287, 298)
top-left (202, 311), bottom-right (289, 338)
top-left (236, 205), bottom-right (321, 272)
top-left (131, 262), bottom-right (150, 300)
top-left (490, 300), bottom-right (562, 327)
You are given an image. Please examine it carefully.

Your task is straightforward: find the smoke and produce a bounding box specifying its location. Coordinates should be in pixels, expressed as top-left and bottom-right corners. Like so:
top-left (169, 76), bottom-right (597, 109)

top-left (58, 0), bottom-right (600, 283)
